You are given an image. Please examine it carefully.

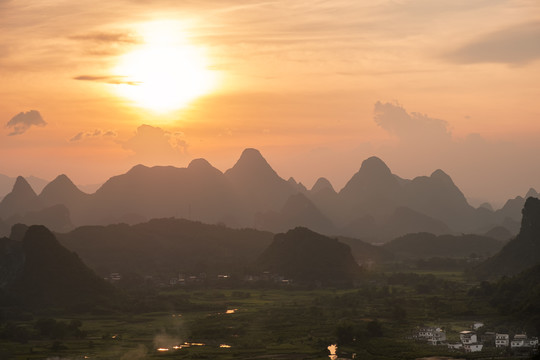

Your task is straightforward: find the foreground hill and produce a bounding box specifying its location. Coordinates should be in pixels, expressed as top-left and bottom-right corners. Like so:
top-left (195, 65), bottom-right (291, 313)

top-left (57, 218), bottom-right (274, 277)
top-left (1, 225), bottom-right (116, 310)
top-left (473, 197), bottom-right (540, 279)
top-left (256, 227), bottom-right (362, 284)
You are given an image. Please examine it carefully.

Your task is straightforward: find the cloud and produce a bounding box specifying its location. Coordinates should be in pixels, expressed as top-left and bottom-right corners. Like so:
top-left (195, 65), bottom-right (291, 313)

top-left (445, 21), bottom-right (540, 65)
top-left (373, 101), bottom-right (451, 142)
top-left (5, 110), bottom-right (47, 135)
top-left (74, 75), bottom-right (140, 85)
top-left (70, 31), bottom-right (140, 44)
top-left (69, 129), bottom-right (117, 142)
top-left (122, 124), bottom-right (188, 164)
top-left (369, 100), bottom-right (540, 206)
top-left (70, 30), bottom-right (141, 56)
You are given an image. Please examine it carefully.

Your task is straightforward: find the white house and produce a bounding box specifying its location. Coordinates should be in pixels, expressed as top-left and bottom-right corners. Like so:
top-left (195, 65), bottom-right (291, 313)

top-left (495, 333), bottom-right (509, 348)
top-left (460, 331), bottom-right (477, 345)
top-left (417, 327), bottom-right (436, 339)
top-left (511, 334), bottom-right (528, 348)
top-left (418, 327), bottom-right (446, 345)
top-left (511, 334), bottom-right (539, 349)
top-left (447, 343), bottom-right (463, 350)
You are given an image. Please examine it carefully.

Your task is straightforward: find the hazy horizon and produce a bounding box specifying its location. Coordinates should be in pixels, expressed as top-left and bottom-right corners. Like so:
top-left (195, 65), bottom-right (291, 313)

top-left (2, 1), bottom-right (539, 207)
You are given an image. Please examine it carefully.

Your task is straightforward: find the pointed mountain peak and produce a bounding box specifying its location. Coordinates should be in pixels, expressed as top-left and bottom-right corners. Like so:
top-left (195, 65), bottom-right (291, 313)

top-left (226, 148), bottom-right (277, 178)
top-left (188, 158), bottom-right (222, 176)
top-left (127, 164), bottom-right (149, 174)
top-left (287, 177), bottom-right (297, 185)
top-left (311, 177), bottom-right (336, 193)
top-left (12, 176), bottom-right (37, 196)
top-left (232, 148), bottom-right (272, 171)
top-left (479, 202), bottom-right (494, 212)
top-left (430, 169), bottom-right (453, 183)
top-left (188, 158), bottom-right (213, 169)
top-left (240, 147), bottom-right (264, 160)
top-left (49, 174), bottom-right (76, 188)
top-left (359, 156), bottom-right (391, 176)
top-left (40, 173), bottom-right (84, 198)
top-left (526, 188), bottom-right (538, 198)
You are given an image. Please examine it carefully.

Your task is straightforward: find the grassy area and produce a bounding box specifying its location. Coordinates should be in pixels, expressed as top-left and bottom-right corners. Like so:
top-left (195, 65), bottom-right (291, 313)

top-left (0, 271), bottom-right (533, 360)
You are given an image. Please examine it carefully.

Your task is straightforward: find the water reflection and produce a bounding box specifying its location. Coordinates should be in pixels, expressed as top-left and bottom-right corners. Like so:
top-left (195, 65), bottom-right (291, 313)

top-left (328, 344), bottom-right (338, 360)
top-left (155, 342), bottom-right (206, 352)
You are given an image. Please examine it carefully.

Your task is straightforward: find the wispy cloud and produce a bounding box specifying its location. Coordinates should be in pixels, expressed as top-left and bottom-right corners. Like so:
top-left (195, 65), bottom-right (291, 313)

top-left (6, 110), bottom-right (47, 136)
top-left (73, 75), bottom-right (140, 85)
top-left (445, 21), bottom-right (540, 65)
top-left (70, 31), bottom-right (140, 44)
top-left (69, 128), bottom-right (117, 142)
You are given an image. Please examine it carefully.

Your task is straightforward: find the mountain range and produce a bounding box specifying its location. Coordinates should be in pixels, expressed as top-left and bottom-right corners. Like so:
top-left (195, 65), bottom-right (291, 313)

top-left (0, 148), bottom-right (536, 242)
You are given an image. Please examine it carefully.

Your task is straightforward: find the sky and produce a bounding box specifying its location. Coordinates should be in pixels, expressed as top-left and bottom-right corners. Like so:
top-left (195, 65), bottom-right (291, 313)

top-left (1, 0), bottom-right (539, 207)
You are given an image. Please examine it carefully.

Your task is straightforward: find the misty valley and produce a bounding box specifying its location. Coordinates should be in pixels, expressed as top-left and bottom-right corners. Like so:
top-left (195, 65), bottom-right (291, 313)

top-left (1, 149), bottom-right (540, 360)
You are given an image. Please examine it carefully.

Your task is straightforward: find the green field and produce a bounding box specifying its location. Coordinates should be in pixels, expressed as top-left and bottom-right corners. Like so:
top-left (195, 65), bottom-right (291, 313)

top-left (0, 272), bottom-right (534, 360)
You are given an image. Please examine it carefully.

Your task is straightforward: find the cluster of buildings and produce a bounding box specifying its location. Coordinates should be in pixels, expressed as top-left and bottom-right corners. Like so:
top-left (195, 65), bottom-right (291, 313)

top-left (416, 323), bottom-right (539, 354)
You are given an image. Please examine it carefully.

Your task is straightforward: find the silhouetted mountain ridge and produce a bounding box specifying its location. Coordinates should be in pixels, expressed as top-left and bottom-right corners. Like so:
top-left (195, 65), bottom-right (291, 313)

top-left (4, 225), bottom-right (116, 310)
top-left (474, 197), bottom-right (540, 279)
top-left (256, 227), bottom-right (362, 284)
top-left (0, 149), bottom-right (534, 241)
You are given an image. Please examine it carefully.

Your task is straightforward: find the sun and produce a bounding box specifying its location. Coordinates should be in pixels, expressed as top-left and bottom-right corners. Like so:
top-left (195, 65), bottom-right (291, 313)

top-left (113, 20), bottom-right (218, 113)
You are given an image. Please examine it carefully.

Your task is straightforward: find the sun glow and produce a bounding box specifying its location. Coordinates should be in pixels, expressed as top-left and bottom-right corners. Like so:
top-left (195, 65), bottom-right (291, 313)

top-left (113, 20), bottom-right (217, 112)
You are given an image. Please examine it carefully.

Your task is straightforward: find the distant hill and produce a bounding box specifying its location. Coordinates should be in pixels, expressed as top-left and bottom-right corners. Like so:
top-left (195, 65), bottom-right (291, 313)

top-left (494, 188), bottom-right (539, 224)
top-left (39, 174), bottom-right (91, 224)
top-left (57, 218), bottom-right (274, 276)
top-left (483, 226), bottom-right (514, 241)
top-left (337, 236), bottom-right (394, 265)
top-left (0, 174), bottom-right (49, 200)
top-left (3, 225), bottom-right (116, 310)
top-left (383, 232), bottom-right (504, 260)
top-left (256, 227), bottom-right (362, 284)
top-left (224, 148), bottom-right (297, 215)
top-left (473, 197), bottom-right (540, 279)
top-left (0, 177), bottom-right (42, 219)
top-left (338, 156), bottom-right (401, 222)
top-left (255, 193), bottom-right (336, 235)
top-left (340, 207), bottom-right (452, 243)
top-left (0, 177), bottom-right (74, 236)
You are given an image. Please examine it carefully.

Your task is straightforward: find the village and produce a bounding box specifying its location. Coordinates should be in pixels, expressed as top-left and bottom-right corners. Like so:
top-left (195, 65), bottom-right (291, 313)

top-left (415, 322), bottom-right (539, 356)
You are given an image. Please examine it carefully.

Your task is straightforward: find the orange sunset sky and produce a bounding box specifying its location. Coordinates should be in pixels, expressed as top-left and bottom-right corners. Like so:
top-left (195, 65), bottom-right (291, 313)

top-left (1, 0), bottom-right (539, 206)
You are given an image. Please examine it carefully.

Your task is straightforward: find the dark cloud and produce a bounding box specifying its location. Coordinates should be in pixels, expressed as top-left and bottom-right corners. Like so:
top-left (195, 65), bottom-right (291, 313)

top-left (373, 101), bottom-right (451, 142)
top-left (122, 124), bottom-right (188, 165)
top-left (6, 110), bottom-right (47, 136)
top-left (69, 128), bottom-right (117, 142)
top-left (445, 21), bottom-right (540, 65)
top-left (73, 75), bottom-right (140, 86)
